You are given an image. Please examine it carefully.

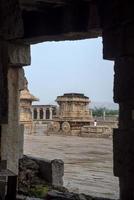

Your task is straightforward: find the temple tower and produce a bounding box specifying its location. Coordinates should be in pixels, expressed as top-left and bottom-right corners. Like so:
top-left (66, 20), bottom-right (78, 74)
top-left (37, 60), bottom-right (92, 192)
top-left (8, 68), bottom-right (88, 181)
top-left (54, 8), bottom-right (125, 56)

top-left (20, 78), bottom-right (39, 134)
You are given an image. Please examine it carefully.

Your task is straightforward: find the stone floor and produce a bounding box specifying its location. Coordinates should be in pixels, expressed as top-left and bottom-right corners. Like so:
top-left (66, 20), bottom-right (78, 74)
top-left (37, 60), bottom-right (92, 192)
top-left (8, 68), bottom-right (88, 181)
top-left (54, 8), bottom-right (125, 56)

top-left (24, 135), bottom-right (119, 199)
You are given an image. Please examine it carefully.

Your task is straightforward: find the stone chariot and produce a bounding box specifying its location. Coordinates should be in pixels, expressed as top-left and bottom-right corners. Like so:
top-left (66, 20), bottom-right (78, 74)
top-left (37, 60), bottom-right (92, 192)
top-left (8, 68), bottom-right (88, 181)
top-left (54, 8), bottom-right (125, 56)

top-left (49, 93), bottom-right (92, 135)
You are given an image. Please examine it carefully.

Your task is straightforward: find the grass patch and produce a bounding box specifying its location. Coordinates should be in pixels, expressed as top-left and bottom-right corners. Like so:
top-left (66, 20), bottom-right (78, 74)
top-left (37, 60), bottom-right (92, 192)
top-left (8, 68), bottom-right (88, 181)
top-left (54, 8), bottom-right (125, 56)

top-left (29, 185), bottom-right (49, 198)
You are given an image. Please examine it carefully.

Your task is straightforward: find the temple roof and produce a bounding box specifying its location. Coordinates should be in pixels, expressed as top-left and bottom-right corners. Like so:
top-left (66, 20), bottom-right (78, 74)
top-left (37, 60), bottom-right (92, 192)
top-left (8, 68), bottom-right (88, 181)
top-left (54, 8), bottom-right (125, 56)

top-left (57, 93), bottom-right (89, 99)
top-left (56, 93), bottom-right (90, 104)
top-left (20, 89), bottom-right (39, 101)
top-left (64, 93), bottom-right (89, 99)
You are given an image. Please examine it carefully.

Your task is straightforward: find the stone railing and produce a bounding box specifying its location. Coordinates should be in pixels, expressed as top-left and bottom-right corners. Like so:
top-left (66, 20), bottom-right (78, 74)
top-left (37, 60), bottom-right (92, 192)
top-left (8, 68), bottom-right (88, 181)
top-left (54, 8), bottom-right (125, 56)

top-left (80, 125), bottom-right (111, 137)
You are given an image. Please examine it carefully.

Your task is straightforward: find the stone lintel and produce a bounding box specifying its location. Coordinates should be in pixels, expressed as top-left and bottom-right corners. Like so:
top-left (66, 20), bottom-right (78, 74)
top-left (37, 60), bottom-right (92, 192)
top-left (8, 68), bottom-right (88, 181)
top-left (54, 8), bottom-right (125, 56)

top-left (8, 43), bottom-right (31, 67)
top-left (102, 24), bottom-right (134, 60)
top-left (102, 28), bottom-right (123, 60)
top-left (113, 128), bottom-right (134, 177)
top-left (0, 0), bottom-right (23, 40)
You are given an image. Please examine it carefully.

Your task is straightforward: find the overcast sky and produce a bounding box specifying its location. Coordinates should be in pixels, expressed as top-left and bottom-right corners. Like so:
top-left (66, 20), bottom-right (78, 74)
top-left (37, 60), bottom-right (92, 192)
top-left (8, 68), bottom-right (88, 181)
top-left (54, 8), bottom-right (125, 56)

top-left (25, 37), bottom-right (114, 105)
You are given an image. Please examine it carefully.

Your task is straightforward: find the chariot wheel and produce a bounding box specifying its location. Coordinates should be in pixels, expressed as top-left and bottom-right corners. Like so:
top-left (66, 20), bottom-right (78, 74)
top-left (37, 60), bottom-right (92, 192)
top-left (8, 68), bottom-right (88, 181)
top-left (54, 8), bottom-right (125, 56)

top-left (52, 122), bottom-right (60, 132)
top-left (62, 122), bottom-right (70, 133)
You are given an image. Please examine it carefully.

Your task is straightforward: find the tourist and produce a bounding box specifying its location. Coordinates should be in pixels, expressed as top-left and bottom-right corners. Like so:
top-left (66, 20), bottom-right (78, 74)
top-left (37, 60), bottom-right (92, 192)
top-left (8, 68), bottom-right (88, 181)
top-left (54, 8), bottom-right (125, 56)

top-left (94, 120), bottom-right (97, 127)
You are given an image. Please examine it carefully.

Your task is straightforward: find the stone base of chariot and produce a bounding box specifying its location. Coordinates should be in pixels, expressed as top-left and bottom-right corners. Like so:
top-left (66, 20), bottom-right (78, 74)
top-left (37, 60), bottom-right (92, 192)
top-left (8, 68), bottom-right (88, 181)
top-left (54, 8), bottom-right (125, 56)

top-left (47, 125), bottom-right (112, 138)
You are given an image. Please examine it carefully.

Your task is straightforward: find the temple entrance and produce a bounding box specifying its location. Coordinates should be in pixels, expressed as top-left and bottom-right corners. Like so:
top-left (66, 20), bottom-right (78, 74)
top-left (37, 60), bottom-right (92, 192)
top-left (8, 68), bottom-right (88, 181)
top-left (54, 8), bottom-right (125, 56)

top-left (23, 38), bottom-right (119, 199)
top-left (0, 1), bottom-right (133, 199)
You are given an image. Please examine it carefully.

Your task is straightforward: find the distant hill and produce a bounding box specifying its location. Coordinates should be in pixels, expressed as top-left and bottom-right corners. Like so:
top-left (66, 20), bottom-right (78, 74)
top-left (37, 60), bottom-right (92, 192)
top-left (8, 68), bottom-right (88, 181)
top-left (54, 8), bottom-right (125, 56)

top-left (90, 101), bottom-right (119, 110)
top-left (33, 100), bottom-right (119, 110)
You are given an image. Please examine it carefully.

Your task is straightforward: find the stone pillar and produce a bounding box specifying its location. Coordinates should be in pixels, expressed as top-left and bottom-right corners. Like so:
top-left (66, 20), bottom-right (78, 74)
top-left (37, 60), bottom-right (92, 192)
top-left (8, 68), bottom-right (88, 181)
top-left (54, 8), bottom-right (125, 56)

top-left (49, 107), bottom-right (53, 120)
top-left (37, 108), bottom-right (40, 120)
top-left (31, 108), bottom-right (34, 120)
top-left (113, 57), bottom-right (134, 200)
top-left (43, 108), bottom-right (46, 120)
top-left (97, 1), bottom-right (134, 198)
top-left (0, 42), bottom-right (30, 199)
top-left (1, 67), bottom-right (24, 172)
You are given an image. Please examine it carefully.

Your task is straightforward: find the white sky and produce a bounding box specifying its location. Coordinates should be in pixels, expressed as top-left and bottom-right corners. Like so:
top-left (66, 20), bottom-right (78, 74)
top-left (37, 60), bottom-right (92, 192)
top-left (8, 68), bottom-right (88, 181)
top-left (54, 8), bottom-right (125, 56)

top-left (25, 37), bottom-right (114, 105)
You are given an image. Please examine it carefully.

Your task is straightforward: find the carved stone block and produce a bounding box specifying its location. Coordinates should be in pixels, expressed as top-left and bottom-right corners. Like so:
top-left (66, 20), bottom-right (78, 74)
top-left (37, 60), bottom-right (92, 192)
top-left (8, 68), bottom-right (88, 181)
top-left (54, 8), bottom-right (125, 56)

top-left (8, 43), bottom-right (31, 66)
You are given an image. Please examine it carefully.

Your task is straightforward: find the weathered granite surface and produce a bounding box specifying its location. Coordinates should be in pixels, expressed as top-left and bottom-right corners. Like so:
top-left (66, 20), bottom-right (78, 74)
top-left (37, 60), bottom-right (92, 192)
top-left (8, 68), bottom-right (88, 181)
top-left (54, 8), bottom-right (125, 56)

top-left (17, 191), bottom-right (117, 200)
top-left (18, 155), bottom-right (64, 195)
top-left (17, 196), bottom-right (42, 200)
top-left (46, 190), bottom-right (116, 200)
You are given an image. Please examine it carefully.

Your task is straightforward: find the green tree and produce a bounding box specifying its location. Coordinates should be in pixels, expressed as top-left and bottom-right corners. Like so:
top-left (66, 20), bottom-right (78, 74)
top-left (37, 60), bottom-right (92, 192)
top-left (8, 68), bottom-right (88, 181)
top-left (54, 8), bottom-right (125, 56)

top-left (92, 107), bottom-right (118, 117)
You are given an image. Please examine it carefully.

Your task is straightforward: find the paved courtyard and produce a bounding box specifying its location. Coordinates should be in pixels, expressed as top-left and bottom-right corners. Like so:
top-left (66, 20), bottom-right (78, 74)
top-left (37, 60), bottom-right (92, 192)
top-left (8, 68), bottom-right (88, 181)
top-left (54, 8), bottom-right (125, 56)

top-left (24, 135), bottom-right (119, 199)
